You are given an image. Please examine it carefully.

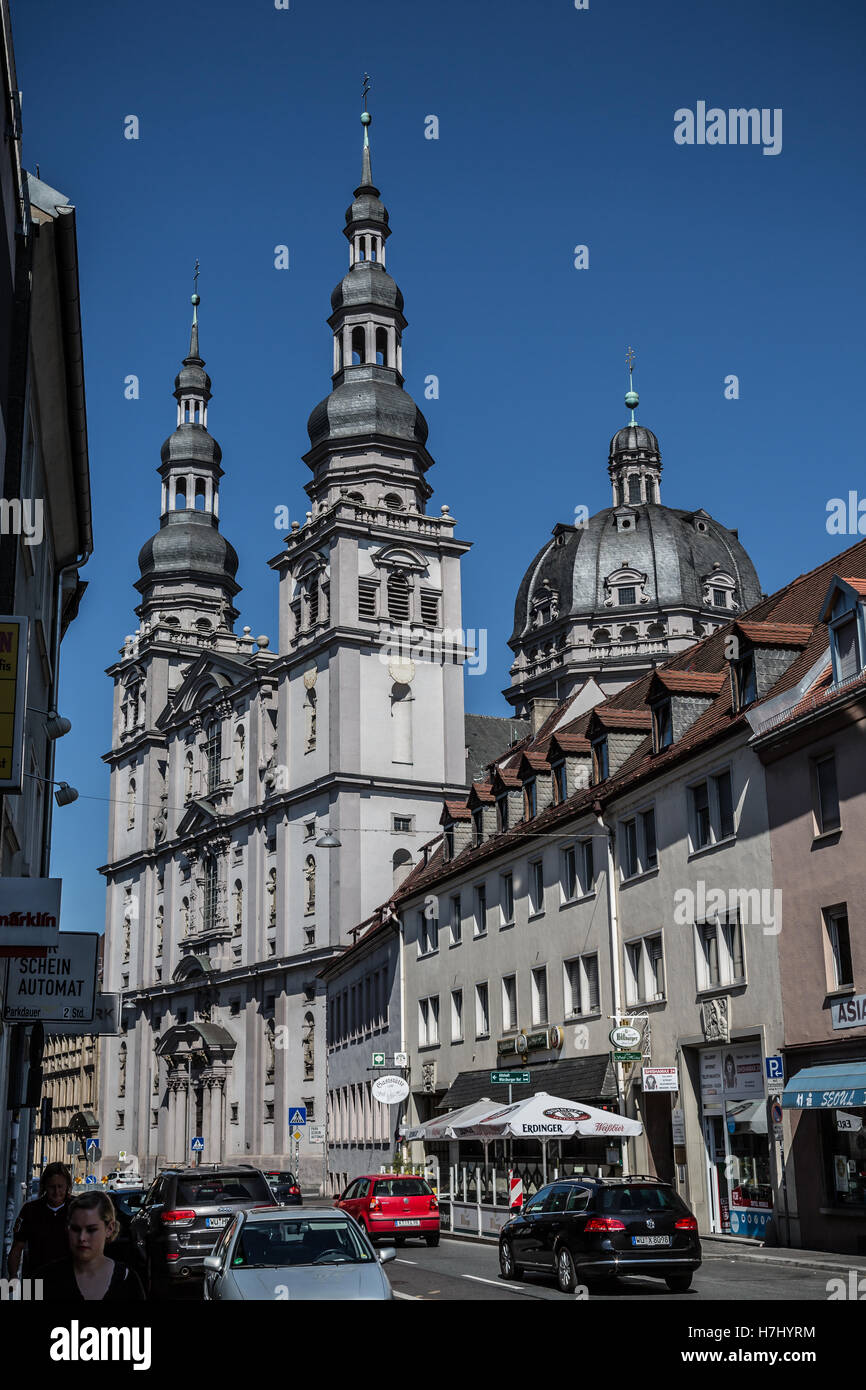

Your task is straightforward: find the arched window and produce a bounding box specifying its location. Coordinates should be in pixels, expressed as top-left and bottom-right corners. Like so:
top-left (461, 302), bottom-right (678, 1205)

top-left (628, 476), bottom-right (642, 504)
top-left (619, 625), bottom-right (638, 643)
top-left (391, 682), bottom-right (413, 764)
top-left (174, 480), bottom-right (187, 510)
top-left (392, 848), bottom-right (413, 886)
top-left (204, 718), bottom-right (222, 794)
top-left (127, 776), bottom-right (136, 829)
top-left (383, 493), bottom-right (403, 511)
top-left (647, 621), bottom-right (666, 640)
top-left (387, 571), bottom-right (411, 622)
top-left (592, 628), bottom-right (611, 646)
top-left (351, 327), bottom-right (365, 365)
top-left (375, 327), bottom-right (388, 365)
top-left (194, 479), bottom-right (207, 511)
top-left (357, 236), bottom-right (366, 261)
top-left (347, 490), bottom-right (364, 503)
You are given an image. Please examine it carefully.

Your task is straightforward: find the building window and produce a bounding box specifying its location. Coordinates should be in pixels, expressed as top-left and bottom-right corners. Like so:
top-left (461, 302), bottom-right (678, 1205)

top-left (564, 954), bottom-right (600, 1017)
top-left (712, 588), bottom-right (728, 608)
top-left (393, 814), bottom-right (412, 833)
top-left (652, 700), bottom-right (673, 753)
top-left (529, 859), bottom-right (544, 916)
top-left (443, 822), bottom-right (455, 859)
top-left (202, 859), bottom-right (219, 930)
top-left (619, 809), bottom-right (656, 880)
top-left (420, 590), bottom-right (440, 628)
top-left (474, 883), bottom-right (487, 936)
top-left (551, 762), bottom-right (566, 805)
top-left (695, 915), bottom-right (745, 991)
top-left (116, 1112), bottom-right (125, 1128)
top-left (450, 989), bottom-right (463, 1042)
top-left (204, 718), bottom-right (222, 794)
top-left (230, 1103), bottom-right (239, 1124)
top-left (387, 571), bottom-right (411, 623)
top-left (689, 772), bottom-right (735, 852)
top-left (561, 843), bottom-right (593, 902)
top-left (358, 579), bottom-right (378, 622)
top-left (501, 975), bottom-right (518, 1032)
top-left (472, 806), bottom-right (484, 847)
top-left (475, 982), bottom-right (489, 1038)
top-left (618, 585), bottom-right (637, 606)
top-left (418, 908), bottom-right (439, 956)
top-left (500, 873), bottom-right (514, 926)
top-left (531, 966), bottom-right (548, 1025)
top-left (450, 894), bottom-right (462, 945)
top-left (625, 934), bottom-right (666, 1005)
top-left (814, 754), bottom-right (841, 834)
top-left (593, 738), bottom-right (609, 783)
top-left (825, 906), bottom-right (853, 989)
top-left (419, 995), bottom-right (440, 1048)
top-left (731, 651), bottom-right (757, 711)
top-left (523, 779), bottom-right (537, 820)
top-left (832, 612), bottom-right (862, 683)
top-left (496, 794), bottom-right (509, 832)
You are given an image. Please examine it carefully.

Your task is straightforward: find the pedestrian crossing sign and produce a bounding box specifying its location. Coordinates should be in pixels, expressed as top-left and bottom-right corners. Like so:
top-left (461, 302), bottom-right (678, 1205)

top-left (289, 1107), bottom-right (307, 1127)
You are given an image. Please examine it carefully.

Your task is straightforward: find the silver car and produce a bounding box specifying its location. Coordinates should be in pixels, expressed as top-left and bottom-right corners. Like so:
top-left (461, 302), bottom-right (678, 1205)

top-left (202, 1207), bottom-right (396, 1300)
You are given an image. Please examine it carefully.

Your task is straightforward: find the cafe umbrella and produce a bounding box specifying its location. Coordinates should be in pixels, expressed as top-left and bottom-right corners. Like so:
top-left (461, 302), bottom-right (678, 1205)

top-left (398, 1097), bottom-right (500, 1142)
top-left (451, 1091), bottom-right (643, 1184)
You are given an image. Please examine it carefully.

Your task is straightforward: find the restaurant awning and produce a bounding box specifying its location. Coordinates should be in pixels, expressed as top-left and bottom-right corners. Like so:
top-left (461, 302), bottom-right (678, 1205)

top-left (782, 1062), bottom-right (866, 1110)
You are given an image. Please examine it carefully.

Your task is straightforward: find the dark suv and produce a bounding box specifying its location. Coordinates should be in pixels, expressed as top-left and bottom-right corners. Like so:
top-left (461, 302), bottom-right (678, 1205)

top-left (264, 1171), bottom-right (303, 1206)
top-left (499, 1176), bottom-right (701, 1294)
top-left (130, 1165), bottom-right (277, 1291)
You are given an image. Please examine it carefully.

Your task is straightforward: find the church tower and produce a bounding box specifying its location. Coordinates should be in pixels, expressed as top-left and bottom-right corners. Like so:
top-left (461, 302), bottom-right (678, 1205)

top-left (269, 102), bottom-right (472, 940)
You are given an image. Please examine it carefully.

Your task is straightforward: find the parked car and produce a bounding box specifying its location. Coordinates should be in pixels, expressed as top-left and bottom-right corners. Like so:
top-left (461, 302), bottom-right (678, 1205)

top-left (334, 1174), bottom-right (439, 1246)
top-left (130, 1164), bottom-right (277, 1292)
top-left (202, 1207), bottom-right (395, 1300)
top-left (106, 1171), bottom-right (143, 1192)
top-left (499, 1176), bottom-right (701, 1294)
top-left (107, 1188), bottom-right (146, 1265)
top-left (264, 1170), bottom-right (302, 1206)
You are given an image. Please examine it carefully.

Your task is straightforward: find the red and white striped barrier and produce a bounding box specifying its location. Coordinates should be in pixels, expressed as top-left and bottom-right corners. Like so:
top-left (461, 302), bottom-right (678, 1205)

top-left (509, 1173), bottom-right (524, 1209)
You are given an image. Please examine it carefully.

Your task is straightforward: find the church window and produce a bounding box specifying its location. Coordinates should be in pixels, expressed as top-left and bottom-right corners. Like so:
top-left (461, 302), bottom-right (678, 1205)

top-left (174, 481), bottom-right (187, 510)
top-left (383, 492), bottom-right (403, 510)
top-left (351, 327), bottom-right (366, 364)
top-left (619, 625), bottom-right (638, 643)
top-left (628, 476), bottom-right (642, 504)
top-left (618, 586), bottom-right (636, 606)
top-left (305, 577), bottom-right (319, 628)
top-left (592, 628), bottom-right (611, 646)
top-left (194, 479), bottom-right (207, 511)
top-left (375, 327), bottom-right (388, 365)
top-left (204, 718), bottom-right (222, 794)
top-left (712, 588), bottom-right (728, 608)
top-left (358, 579), bottom-right (378, 621)
top-left (647, 621), bottom-right (666, 639)
top-left (347, 490), bottom-right (365, 503)
top-left (202, 858), bottom-right (218, 931)
top-left (357, 236), bottom-right (366, 261)
top-left (390, 682), bottom-right (413, 763)
top-left (420, 590), bottom-right (439, 628)
top-left (387, 571), bottom-right (411, 623)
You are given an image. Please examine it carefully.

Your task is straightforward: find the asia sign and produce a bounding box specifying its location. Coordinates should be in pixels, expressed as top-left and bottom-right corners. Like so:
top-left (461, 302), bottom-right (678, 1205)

top-left (0, 877), bottom-right (61, 951)
top-left (2, 931), bottom-right (99, 1024)
top-left (0, 616), bottom-right (28, 793)
top-left (832, 994), bottom-right (866, 1030)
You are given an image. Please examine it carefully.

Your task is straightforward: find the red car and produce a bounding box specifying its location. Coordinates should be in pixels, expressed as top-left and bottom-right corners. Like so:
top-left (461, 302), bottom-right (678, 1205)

top-left (335, 1174), bottom-right (440, 1246)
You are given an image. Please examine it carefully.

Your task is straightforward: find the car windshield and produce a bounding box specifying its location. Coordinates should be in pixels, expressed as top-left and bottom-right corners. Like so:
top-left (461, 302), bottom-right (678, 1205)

top-left (233, 1218), bottom-right (374, 1268)
top-left (176, 1176), bottom-right (271, 1205)
top-left (599, 1185), bottom-right (686, 1214)
top-left (372, 1178), bottom-right (431, 1197)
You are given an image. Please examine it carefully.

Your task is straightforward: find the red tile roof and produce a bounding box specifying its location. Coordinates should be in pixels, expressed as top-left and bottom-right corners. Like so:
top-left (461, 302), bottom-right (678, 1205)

top-left (650, 670), bottom-right (727, 696)
top-left (589, 707), bottom-right (653, 731)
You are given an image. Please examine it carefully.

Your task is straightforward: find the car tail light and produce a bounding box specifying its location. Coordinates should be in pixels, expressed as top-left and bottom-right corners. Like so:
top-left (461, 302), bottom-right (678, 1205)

top-left (584, 1217), bottom-right (626, 1231)
top-left (429, 1197), bottom-right (439, 1211)
top-left (289, 1186), bottom-right (300, 1196)
top-left (369, 1198), bottom-right (382, 1213)
top-left (675, 1216), bottom-right (698, 1231)
top-left (165, 1252), bottom-right (180, 1262)
top-left (160, 1209), bottom-right (196, 1226)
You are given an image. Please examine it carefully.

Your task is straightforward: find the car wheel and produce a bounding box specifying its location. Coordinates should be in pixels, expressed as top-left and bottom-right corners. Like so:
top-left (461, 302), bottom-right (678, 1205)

top-left (425, 1233), bottom-right (439, 1248)
top-left (499, 1239), bottom-right (524, 1281)
top-left (665, 1272), bottom-right (693, 1292)
top-left (556, 1246), bottom-right (578, 1294)
top-left (393, 1236), bottom-right (406, 1247)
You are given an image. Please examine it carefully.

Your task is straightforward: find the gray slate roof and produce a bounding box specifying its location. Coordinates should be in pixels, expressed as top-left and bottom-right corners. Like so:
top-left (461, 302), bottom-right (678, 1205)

top-left (440, 1054), bottom-right (617, 1111)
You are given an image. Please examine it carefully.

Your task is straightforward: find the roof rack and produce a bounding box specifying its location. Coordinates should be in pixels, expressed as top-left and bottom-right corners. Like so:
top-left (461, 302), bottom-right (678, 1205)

top-left (596, 1174), bottom-right (663, 1184)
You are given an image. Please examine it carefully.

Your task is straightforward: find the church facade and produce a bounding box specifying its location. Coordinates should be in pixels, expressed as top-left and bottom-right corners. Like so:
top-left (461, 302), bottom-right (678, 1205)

top-left (97, 116), bottom-right (474, 1184)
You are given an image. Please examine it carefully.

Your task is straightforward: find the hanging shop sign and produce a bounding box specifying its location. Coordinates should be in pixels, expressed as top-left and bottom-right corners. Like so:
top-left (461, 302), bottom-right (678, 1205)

top-left (642, 1066), bottom-right (679, 1092)
top-left (0, 616), bottom-right (29, 793)
top-left (610, 1024), bottom-right (642, 1050)
top-left (832, 994), bottom-right (866, 1030)
top-left (372, 1074), bottom-right (410, 1105)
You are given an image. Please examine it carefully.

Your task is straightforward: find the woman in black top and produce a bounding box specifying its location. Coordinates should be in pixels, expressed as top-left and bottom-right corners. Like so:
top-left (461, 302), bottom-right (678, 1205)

top-left (8, 1162), bottom-right (73, 1278)
top-left (37, 1191), bottom-right (146, 1301)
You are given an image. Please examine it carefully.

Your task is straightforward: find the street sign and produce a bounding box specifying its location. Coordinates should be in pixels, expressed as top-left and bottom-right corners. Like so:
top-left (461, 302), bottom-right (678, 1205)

top-left (0, 875), bottom-right (61, 952)
top-left (765, 1055), bottom-right (784, 1081)
top-left (292, 1131), bottom-right (302, 1141)
top-left (46, 992), bottom-right (122, 1038)
top-left (490, 1070), bottom-right (531, 1085)
top-left (86, 1137), bottom-right (99, 1153)
top-left (372, 1052), bottom-right (386, 1067)
top-left (85, 1175), bottom-right (97, 1185)
top-left (770, 1101), bottom-right (783, 1126)
top-left (118, 1150), bottom-right (127, 1161)
top-left (289, 1107), bottom-right (307, 1127)
top-left (2, 931), bottom-right (98, 1024)
top-left (191, 1137), bottom-right (204, 1152)
top-left (308, 1124), bottom-right (325, 1143)
top-left (394, 1051), bottom-right (409, 1067)
top-left (614, 1050), bottom-right (642, 1063)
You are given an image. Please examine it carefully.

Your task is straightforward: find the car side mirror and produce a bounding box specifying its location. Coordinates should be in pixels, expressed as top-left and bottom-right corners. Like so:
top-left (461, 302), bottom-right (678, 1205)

top-left (379, 1247), bottom-right (397, 1264)
top-left (202, 1256), bottom-right (221, 1272)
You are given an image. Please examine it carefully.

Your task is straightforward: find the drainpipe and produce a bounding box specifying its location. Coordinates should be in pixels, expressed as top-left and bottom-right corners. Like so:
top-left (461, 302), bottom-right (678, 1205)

top-left (594, 800), bottom-right (630, 1178)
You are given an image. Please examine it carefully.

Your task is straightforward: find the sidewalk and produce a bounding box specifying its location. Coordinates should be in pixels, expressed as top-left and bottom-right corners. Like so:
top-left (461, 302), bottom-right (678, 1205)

top-left (684, 1233), bottom-right (866, 1276)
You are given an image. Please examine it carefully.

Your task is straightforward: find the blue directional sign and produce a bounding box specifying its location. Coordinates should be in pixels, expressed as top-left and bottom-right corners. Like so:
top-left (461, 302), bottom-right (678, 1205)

top-left (765, 1056), bottom-right (784, 1082)
top-left (85, 1175), bottom-right (97, 1185)
top-left (289, 1107), bottom-right (307, 1127)
top-left (86, 1138), bottom-right (99, 1153)
top-left (191, 1136), bottom-right (205, 1152)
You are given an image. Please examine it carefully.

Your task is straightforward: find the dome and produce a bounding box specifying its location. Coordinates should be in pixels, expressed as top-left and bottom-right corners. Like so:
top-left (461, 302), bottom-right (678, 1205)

top-left (609, 423), bottom-right (660, 459)
top-left (138, 512), bottom-right (239, 584)
top-left (307, 374), bottom-right (428, 449)
top-left (330, 262), bottom-right (404, 314)
top-left (160, 422), bottom-right (222, 470)
top-left (345, 188), bottom-right (389, 229)
top-left (510, 503), bottom-right (761, 644)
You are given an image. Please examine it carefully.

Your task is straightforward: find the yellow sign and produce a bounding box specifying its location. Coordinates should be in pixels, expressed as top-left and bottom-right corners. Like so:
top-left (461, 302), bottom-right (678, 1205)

top-left (0, 617), bottom-right (27, 792)
top-left (293, 1130), bottom-right (302, 1141)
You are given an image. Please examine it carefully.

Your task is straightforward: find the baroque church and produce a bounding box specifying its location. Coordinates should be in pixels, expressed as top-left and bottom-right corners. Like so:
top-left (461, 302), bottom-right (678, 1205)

top-left (98, 108), bottom-right (762, 1186)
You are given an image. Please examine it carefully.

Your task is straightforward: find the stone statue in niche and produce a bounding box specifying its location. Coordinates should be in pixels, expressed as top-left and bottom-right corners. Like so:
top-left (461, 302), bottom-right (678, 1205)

top-left (304, 857), bottom-right (316, 915)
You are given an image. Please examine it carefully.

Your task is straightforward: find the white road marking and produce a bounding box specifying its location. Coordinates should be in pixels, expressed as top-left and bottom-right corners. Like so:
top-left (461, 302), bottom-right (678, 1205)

top-left (461, 1273), bottom-right (543, 1296)
top-left (393, 1290), bottom-right (423, 1300)
top-left (396, 1259), bottom-right (418, 1265)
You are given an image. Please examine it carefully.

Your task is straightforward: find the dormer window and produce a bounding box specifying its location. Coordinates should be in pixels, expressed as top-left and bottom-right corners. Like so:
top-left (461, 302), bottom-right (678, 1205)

top-left (551, 762), bottom-right (566, 804)
top-left (593, 738), bottom-right (609, 783)
top-left (712, 588), bottom-right (729, 609)
top-left (732, 651), bottom-right (757, 710)
top-left (834, 612), bottom-right (862, 682)
top-left (443, 822), bottom-right (454, 860)
top-left (652, 700), bottom-right (673, 753)
top-left (618, 586), bottom-right (636, 606)
top-left (472, 806), bottom-right (484, 847)
top-left (523, 779), bottom-right (537, 820)
top-left (496, 794), bottom-right (509, 832)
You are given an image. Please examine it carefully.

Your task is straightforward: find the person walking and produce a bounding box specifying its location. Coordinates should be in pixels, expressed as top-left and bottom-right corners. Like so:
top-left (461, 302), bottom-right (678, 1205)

top-left (7, 1162), bottom-right (73, 1279)
top-left (37, 1191), bottom-right (146, 1301)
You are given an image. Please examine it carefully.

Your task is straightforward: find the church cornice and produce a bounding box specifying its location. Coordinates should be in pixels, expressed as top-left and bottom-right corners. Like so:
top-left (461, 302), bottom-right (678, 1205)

top-left (102, 730), bottom-right (168, 767)
top-left (268, 506), bottom-right (469, 574)
top-left (121, 945), bottom-right (340, 1006)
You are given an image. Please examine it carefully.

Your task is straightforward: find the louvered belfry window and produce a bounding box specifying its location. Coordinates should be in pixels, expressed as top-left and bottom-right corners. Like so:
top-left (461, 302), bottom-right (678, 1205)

top-left (387, 571), bottom-right (411, 622)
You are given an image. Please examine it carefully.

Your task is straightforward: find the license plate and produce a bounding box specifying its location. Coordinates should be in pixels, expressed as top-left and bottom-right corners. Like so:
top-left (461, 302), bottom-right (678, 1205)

top-left (632, 1235), bottom-right (670, 1246)
top-left (395, 1219), bottom-right (421, 1227)
top-left (206, 1217), bottom-right (228, 1229)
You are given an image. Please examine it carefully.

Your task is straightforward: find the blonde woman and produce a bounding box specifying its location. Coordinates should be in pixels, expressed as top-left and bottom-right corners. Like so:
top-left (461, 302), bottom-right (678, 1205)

top-left (38, 1191), bottom-right (146, 1301)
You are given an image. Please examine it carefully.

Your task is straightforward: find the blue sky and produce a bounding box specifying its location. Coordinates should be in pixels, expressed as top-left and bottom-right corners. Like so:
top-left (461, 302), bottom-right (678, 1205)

top-left (13, 0), bottom-right (866, 933)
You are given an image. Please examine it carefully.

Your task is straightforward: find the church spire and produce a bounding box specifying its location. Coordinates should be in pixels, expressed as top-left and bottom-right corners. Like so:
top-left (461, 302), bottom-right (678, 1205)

top-left (608, 347), bottom-right (663, 507)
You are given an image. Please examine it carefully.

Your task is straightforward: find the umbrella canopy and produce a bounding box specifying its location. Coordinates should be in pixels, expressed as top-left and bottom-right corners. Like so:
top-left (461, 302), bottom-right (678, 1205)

top-left (452, 1091), bottom-right (642, 1139)
top-left (398, 1097), bottom-right (501, 1142)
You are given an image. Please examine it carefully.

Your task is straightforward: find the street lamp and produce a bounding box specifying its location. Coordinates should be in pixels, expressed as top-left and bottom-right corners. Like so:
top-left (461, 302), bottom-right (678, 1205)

top-left (315, 827), bottom-right (341, 848)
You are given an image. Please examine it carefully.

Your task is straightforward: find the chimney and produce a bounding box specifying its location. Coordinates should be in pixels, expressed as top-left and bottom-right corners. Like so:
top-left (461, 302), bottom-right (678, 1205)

top-left (529, 698), bottom-right (558, 735)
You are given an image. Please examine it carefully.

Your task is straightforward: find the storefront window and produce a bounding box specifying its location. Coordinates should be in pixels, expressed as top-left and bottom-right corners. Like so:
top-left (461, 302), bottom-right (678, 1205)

top-left (822, 1110), bottom-right (866, 1208)
top-left (700, 1043), bottom-right (772, 1238)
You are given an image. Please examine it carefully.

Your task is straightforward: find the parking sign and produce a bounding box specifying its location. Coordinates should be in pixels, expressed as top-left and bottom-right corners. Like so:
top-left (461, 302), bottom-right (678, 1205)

top-left (765, 1056), bottom-right (784, 1082)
